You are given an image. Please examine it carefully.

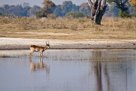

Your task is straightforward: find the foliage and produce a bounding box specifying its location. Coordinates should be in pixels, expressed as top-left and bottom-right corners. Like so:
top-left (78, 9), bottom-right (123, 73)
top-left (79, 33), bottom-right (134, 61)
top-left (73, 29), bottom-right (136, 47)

top-left (130, 12), bottom-right (136, 16)
top-left (36, 0), bottom-right (56, 18)
top-left (61, 1), bottom-right (73, 14)
top-left (0, 13), bottom-right (2, 16)
top-left (0, 1), bottom-right (102, 17)
top-left (107, 0), bottom-right (129, 17)
top-left (53, 5), bottom-right (63, 16)
top-left (53, 1), bottom-right (80, 17)
top-left (36, 11), bottom-right (46, 18)
top-left (108, 6), bottom-right (120, 17)
top-left (0, 0), bottom-right (134, 17)
top-left (28, 5), bottom-right (41, 16)
top-left (79, 3), bottom-right (91, 16)
top-left (119, 11), bottom-right (130, 17)
top-left (42, 0), bottom-right (56, 9)
top-left (129, 0), bottom-right (136, 10)
top-left (53, 1), bottom-right (90, 17)
top-left (65, 12), bottom-right (85, 18)
top-left (0, 4), bottom-right (31, 17)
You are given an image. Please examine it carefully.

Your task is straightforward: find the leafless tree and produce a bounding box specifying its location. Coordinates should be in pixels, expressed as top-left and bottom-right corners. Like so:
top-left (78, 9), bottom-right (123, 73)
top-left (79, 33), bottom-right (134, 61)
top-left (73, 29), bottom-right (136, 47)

top-left (88, 0), bottom-right (107, 24)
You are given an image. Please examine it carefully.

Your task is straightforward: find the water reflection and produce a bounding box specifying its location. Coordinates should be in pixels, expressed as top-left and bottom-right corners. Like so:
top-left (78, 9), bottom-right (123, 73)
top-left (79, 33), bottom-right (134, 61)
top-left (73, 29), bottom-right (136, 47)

top-left (0, 50), bottom-right (136, 91)
top-left (89, 51), bottom-right (110, 91)
top-left (88, 50), bottom-right (135, 91)
top-left (29, 57), bottom-right (50, 74)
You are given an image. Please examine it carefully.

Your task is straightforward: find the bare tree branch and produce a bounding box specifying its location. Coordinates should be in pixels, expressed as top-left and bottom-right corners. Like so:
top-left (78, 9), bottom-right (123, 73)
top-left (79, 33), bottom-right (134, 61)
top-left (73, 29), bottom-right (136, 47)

top-left (102, 0), bottom-right (107, 5)
top-left (122, 0), bottom-right (128, 5)
top-left (87, 0), bottom-right (93, 7)
top-left (115, 1), bottom-right (121, 8)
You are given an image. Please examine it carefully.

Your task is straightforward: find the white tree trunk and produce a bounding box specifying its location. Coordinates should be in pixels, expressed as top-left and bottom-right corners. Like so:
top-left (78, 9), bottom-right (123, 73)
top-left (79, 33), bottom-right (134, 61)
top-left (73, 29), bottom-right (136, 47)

top-left (88, 0), bottom-right (107, 24)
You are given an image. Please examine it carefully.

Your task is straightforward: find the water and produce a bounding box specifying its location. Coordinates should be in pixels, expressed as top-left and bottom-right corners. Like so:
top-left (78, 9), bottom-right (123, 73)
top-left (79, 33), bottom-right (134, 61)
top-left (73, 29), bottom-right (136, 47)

top-left (0, 49), bottom-right (136, 91)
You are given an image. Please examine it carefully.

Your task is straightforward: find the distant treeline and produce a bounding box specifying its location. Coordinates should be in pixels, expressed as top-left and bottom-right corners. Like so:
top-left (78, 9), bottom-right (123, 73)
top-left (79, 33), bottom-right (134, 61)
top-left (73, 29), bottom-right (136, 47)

top-left (0, 1), bottom-right (135, 17)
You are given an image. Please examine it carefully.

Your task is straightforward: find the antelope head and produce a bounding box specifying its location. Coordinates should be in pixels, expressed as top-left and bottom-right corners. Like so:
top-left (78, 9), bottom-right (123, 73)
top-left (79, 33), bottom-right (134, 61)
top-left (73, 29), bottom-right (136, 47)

top-left (46, 42), bottom-right (50, 48)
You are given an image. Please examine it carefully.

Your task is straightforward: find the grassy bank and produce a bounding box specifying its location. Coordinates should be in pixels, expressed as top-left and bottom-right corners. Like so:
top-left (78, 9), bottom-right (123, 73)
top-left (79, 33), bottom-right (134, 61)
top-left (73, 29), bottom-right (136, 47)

top-left (0, 16), bottom-right (136, 40)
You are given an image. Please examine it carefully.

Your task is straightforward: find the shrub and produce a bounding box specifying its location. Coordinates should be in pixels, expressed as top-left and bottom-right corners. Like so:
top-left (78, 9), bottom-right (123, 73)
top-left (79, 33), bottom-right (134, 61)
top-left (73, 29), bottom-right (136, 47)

top-left (36, 11), bottom-right (47, 18)
top-left (0, 13), bottom-right (2, 16)
top-left (130, 13), bottom-right (136, 17)
top-left (119, 11), bottom-right (130, 18)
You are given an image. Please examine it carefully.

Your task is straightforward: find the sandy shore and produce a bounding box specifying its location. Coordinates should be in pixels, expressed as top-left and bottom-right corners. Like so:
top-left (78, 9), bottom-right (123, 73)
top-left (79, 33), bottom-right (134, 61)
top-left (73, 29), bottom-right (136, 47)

top-left (0, 38), bottom-right (136, 50)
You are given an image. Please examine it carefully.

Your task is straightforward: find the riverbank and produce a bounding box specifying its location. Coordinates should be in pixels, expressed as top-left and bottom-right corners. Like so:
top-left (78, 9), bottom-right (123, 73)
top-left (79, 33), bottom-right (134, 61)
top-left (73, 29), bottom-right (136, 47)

top-left (0, 38), bottom-right (136, 50)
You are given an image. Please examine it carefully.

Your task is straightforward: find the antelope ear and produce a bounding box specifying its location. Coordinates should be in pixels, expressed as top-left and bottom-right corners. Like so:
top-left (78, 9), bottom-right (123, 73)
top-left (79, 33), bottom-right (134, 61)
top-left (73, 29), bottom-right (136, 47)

top-left (47, 41), bottom-right (49, 44)
top-left (46, 41), bottom-right (50, 45)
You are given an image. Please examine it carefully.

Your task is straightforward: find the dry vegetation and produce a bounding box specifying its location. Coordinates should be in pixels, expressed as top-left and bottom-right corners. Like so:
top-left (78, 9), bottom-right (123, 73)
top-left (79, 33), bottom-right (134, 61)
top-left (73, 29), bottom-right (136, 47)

top-left (0, 16), bottom-right (136, 40)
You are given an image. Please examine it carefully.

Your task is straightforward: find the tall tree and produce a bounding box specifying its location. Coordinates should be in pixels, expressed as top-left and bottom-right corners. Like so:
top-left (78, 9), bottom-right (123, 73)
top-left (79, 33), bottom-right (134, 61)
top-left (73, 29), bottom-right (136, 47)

top-left (53, 1), bottom-right (80, 17)
top-left (107, 0), bottom-right (129, 17)
top-left (42, 0), bottom-right (56, 12)
top-left (53, 5), bottom-right (63, 16)
top-left (129, 0), bottom-right (136, 11)
top-left (61, 1), bottom-right (73, 16)
top-left (28, 5), bottom-right (41, 16)
top-left (88, 0), bottom-right (107, 24)
top-left (79, 3), bottom-right (91, 16)
top-left (36, 0), bottom-right (56, 18)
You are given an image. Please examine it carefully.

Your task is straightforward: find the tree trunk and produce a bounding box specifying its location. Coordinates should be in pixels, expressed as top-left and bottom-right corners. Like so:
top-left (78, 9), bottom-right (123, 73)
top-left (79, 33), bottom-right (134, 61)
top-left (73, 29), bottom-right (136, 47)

top-left (88, 0), bottom-right (107, 24)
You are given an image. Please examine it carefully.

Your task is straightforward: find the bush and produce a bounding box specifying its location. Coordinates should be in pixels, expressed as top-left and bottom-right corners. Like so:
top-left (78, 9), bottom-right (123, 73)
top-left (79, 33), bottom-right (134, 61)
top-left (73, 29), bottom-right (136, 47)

top-left (36, 11), bottom-right (47, 18)
top-left (130, 13), bottom-right (136, 17)
top-left (0, 13), bottom-right (8, 17)
top-left (65, 12), bottom-right (85, 18)
top-left (0, 13), bottom-right (2, 16)
top-left (119, 11), bottom-right (130, 18)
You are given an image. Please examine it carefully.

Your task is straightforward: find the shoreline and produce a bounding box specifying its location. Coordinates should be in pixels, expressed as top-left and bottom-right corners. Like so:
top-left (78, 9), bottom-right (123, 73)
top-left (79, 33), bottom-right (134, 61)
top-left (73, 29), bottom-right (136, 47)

top-left (0, 38), bottom-right (136, 50)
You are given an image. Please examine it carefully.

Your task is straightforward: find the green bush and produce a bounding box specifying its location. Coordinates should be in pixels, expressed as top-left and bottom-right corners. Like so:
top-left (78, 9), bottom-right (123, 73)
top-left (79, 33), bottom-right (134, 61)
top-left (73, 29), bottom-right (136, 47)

top-left (0, 13), bottom-right (2, 16)
top-left (130, 13), bottom-right (136, 17)
top-left (119, 11), bottom-right (130, 18)
top-left (36, 11), bottom-right (47, 18)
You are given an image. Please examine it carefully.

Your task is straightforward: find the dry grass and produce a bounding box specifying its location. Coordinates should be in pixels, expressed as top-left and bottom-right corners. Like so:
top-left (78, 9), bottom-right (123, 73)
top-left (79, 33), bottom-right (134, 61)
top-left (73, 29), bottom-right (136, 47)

top-left (0, 16), bottom-right (136, 40)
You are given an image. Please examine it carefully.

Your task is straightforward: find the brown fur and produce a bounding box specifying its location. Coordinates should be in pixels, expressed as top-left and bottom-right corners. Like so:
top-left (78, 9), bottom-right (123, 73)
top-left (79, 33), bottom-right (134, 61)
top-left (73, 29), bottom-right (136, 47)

top-left (29, 44), bottom-right (50, 57)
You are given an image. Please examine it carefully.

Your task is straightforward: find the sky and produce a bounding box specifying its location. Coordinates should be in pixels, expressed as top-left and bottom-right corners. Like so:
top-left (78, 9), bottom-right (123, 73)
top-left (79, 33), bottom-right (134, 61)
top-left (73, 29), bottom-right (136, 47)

top-left (0, 0), bottom-right (87, 7)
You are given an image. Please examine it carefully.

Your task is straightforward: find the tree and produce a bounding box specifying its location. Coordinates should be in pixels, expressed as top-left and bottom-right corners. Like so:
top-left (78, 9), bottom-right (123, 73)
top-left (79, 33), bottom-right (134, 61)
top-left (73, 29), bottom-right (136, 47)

top-left (53, 5), bottom-right (63, 16)
top-left (36, 0), bottom-right (56, 18)
top-left (42, 0), bottom-right (56, 11)
top-left (107, 0), bottom-right (129, 17)
top-left (53, 1), bottom-right (80, 17)
top-left (104, 5), bottom-right (120, 17)
top-left (87, 0), bottom-right (107, 24)
top-left (29, 5), bottom-right (41, 16)
top-left (61, 1), bottom-right (73, 16)
top-left (129, 0), bottom-right (136, 11)
top-left (22, 2), bottom-right (30, 8)
top-left (79, 3), bottom-right (91, 16)
top-left (0, 13), bottom-right (2, 16)
top-left (3, 4), bottom-right (10, 9)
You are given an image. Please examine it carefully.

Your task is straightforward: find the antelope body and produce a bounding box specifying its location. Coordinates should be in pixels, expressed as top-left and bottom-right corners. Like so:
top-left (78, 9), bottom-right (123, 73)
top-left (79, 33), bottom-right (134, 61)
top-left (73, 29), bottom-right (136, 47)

top-left (30, 42), bottom-right (50, 57)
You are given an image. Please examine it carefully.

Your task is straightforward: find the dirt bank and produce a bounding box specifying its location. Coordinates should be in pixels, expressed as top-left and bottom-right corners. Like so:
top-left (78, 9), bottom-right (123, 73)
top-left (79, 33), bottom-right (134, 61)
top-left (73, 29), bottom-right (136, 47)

top-left (0, 38), bottom-right (136, 50)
